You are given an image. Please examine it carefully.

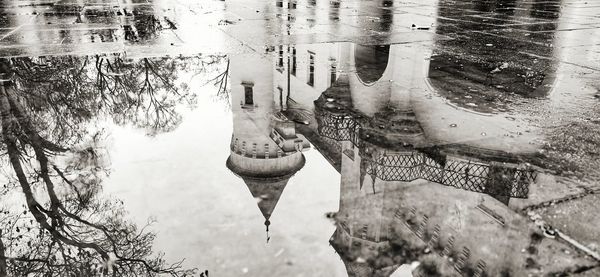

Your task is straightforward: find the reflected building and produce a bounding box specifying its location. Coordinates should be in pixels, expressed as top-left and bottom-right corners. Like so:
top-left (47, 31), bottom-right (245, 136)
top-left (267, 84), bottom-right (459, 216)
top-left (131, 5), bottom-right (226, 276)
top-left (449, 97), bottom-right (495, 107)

top-left (226, 52), bottom-right (310, 240)
top-left (315, 63), bottom-right (539, 276)
top-left (306, 41), bottom-right (585, 277)
top-left (313, 78), bottom-right (588, 276)
top-left (233, 41), bottom-right (555, 277)
top-left (223, 0), bottom-right (592, 275)
top-left (272, 31), bottom-right (558, 277)
top-left (258, 4), bottom-right (539, 275)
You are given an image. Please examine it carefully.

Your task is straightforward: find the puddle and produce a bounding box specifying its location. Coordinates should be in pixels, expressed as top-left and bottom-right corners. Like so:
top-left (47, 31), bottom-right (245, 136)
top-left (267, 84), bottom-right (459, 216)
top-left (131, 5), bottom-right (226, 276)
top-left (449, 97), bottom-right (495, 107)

top-left (0, 0), bottom-right (599, 277)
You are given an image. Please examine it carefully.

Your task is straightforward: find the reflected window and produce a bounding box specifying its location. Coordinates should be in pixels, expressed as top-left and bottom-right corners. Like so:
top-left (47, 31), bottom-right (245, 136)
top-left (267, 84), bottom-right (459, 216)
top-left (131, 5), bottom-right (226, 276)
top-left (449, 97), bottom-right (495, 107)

top-left (330, 63), bottom-right (337, 86)
top-left (277, 86), bottom-right (284, 108)
top-left (278, 45), bottom-right (284, 68)
top-left (288, 0), bottom-right (297, 9)
top-left (307, 51), bottom-right (315, 86)
top-left (291, 47), bottom-right (297, 76)
top-left (242, 82), bottom-right (254, 106)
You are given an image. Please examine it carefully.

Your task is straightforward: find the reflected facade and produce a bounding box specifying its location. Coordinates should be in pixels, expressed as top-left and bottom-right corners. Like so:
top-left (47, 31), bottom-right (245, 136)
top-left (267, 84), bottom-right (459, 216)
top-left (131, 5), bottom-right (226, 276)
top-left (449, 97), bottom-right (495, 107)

top-left (222, 35), bottom-right (592, 275)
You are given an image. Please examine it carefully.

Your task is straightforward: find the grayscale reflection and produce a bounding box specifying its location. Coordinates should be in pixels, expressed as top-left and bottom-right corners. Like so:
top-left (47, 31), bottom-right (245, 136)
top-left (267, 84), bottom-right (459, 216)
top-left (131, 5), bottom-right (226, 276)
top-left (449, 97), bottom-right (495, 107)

top-left (0, 0), bottom-right (599, 276)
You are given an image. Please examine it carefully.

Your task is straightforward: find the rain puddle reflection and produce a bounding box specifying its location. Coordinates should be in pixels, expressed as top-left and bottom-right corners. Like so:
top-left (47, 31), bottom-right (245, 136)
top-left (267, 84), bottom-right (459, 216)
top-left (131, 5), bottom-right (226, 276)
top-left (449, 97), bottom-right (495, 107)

top-left (0, 0), bottom-right (599, 276)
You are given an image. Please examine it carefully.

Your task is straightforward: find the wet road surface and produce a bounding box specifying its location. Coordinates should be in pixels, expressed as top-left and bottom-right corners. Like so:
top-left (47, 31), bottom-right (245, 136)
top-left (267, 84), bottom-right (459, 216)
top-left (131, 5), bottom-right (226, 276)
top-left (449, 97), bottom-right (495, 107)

top-left (0, 0), bottom-right (599, 276)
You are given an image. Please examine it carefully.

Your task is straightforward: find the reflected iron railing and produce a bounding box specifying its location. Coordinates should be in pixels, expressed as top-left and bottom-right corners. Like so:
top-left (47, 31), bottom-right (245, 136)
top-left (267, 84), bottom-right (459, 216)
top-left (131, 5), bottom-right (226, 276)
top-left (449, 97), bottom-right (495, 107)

top-left (315, 109), bottom-right (361, 146)
top-left (363, 151), bottom-right (534, 198)
top-left (316, 107), bottom-right (536, 198)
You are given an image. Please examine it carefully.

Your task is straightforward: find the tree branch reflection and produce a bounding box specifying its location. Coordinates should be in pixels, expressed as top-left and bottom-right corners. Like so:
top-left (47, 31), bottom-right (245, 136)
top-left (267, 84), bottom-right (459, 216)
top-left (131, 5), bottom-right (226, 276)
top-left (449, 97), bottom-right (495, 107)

top-left (0, 54), bottom-right (225, 276)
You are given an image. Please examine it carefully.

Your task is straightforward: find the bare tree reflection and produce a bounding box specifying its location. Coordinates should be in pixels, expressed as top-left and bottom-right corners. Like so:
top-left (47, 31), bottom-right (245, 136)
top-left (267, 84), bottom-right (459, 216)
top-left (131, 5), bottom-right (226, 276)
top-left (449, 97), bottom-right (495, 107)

top-left (209, 59), bottom-right (230, 109)
top-left (197, 56), bottom-right (230, 110)
top-left (9, 55), bottom-right (200, 137)
top-left (0, 55), bottom-right (224, 276)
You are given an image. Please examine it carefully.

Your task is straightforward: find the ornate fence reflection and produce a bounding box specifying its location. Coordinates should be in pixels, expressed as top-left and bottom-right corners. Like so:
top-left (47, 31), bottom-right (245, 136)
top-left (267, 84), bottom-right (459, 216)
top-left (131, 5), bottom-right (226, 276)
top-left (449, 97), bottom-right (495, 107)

top-left (316, 107), bottom-right (536, 198)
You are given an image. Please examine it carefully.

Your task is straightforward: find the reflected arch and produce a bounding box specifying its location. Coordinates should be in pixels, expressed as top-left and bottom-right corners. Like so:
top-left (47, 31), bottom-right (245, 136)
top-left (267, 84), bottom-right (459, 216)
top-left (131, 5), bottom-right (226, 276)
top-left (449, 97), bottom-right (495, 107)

top-left (354, 44), bottom-right (390, 85)
top-left (346, 44), bottom-right (393, 117)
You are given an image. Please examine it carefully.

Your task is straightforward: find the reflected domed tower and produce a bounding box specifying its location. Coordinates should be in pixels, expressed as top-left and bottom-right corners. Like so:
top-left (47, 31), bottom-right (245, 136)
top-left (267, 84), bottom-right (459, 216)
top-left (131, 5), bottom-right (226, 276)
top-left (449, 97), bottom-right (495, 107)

top-left (226, 53), bottom-right (310, 241)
